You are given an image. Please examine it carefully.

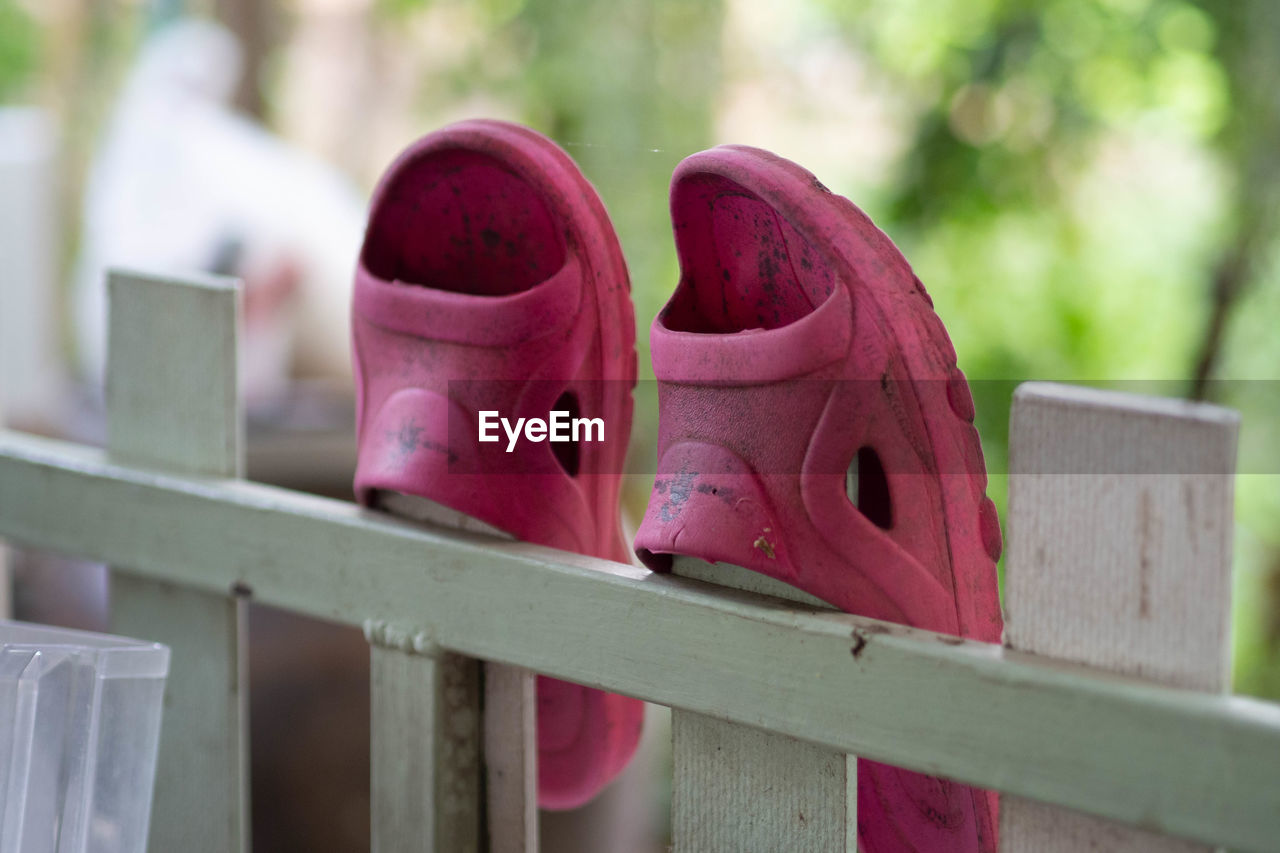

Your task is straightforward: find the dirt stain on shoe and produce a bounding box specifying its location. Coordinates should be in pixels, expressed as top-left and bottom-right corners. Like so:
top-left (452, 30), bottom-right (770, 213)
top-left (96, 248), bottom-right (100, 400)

top-left (658, 469), bottom-right (697, 524)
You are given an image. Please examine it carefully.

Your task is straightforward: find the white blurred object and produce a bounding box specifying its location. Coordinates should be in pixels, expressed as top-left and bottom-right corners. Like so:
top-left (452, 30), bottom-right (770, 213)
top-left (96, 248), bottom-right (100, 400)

top-left (74, 18), bottom-right (365, 405)
top-left (0, 107), bottom-right (61, 427)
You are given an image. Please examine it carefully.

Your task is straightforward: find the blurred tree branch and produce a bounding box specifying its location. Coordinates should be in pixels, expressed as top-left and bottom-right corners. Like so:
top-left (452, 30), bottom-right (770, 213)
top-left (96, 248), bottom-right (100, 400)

top-left (1190, 0), bottom-right (1280, 399)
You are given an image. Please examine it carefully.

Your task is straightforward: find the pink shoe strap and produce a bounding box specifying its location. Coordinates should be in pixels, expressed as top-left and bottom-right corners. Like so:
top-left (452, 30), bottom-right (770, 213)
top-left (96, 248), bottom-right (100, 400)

top-left (353, 256), bottom-right (581, 346)
top-left (649, 284), bottom-right (851, 385)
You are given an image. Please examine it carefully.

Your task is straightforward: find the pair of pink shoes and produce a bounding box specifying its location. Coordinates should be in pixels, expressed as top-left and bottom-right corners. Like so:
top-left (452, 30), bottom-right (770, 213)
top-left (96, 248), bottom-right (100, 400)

top-left (352, 120), bottom-right (1003, 851)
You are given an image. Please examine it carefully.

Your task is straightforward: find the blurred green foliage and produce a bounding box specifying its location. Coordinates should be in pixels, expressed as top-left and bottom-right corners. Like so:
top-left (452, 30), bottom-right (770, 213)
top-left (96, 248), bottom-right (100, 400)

top-left (0, 0), bottom-right (38, 102)
top-left (857, 0), bottom-right (1279, 697)
top-left (828, 0), bottom-right (1280, 699)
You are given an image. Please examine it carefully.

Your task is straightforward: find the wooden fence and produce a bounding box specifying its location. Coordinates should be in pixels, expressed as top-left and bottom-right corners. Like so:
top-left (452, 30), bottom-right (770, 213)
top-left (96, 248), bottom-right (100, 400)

top-left (0, 270), bottom-right (1276, 852)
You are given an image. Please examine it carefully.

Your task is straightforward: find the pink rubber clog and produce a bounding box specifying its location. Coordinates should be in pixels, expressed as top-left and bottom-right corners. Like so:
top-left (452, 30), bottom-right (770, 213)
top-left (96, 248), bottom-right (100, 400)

top-left (634, 146), bottom-right (1004, 852)
top-left (351, 120), bottom-right (642, 810)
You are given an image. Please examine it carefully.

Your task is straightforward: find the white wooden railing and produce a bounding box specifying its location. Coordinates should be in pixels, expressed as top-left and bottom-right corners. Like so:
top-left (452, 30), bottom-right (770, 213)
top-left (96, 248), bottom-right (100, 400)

top-left (0, 270), bottom-right (1277, 852)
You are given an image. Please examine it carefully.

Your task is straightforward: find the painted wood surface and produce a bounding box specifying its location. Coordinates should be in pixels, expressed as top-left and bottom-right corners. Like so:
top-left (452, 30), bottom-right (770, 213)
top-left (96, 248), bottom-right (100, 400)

top-left (103, 270), bottom-right (249, 852)
top-left (367, 621), bottom-right (482, 853)
top-left (3, 429), bottom-right (1276, 848)
top-left (111, 576), bottom-right (249, 850)
top-left (1001, 382), bottom-right (1239, 852)
top-left (105, 269), bottom-right (243, 478)
top-left (671, 555), bottom-right (853, 852)
top-left (673, 714), bottom-right (855, 852)
top-left (484, 663), bottom-right (539, 853)
top-left (377, 491), bottom-right (539, 853)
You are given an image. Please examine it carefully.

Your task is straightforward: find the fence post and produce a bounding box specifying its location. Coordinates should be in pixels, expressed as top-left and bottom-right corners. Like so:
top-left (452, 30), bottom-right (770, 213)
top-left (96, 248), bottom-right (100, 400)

top-left (367, 621), bottom-right (483, 852)
top-left (368, 495), bottom-right (538, 853)
top-left (483, 662), bottom-right (539, 852)
top-left (1000, 382), bottom-right (1239, 851)
top-left (105, 269), bottom-right (249, 852)
top-left (670, 558), bottom-right (856, 852)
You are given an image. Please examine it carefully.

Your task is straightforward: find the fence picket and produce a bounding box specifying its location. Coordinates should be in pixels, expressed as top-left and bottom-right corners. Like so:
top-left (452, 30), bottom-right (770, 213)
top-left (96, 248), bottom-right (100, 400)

top-left (484, 663), bottom-right (539, 852)
top-left (368, 622), bottom-right (483, 852)
top-left (1000, 382), bottom-right (1239, 851)
top-left (670, 556), bottom-right (855, 852)
top-left (104, 269), bottom-right (249, 852)
top-left (373, 492), bottom-right (539, 852)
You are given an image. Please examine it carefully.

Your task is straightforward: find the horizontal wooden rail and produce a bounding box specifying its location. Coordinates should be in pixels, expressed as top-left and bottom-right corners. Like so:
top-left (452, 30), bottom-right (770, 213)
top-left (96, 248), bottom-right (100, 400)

top-left (2, 428), bottom-right (1279, 851)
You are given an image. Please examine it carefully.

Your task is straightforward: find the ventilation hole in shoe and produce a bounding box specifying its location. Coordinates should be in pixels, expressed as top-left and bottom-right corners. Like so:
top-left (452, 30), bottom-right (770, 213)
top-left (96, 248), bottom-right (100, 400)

top-left (552, 390), bottom-right (581, 477)
top-left (846, 446), bottom-right (892, 529)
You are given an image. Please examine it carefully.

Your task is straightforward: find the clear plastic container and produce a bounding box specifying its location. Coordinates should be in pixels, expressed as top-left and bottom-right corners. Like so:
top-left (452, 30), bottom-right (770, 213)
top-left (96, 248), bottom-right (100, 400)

top-left (0, 620), bottom-right (169, 853)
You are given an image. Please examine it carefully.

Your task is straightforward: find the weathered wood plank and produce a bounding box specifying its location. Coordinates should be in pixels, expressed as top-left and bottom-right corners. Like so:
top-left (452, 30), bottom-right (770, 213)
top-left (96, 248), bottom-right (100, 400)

top-left (376, 491), bottom-right (538, 853)
top-left (671, 556), bottom-right (852, 852)
top-left (673, 713), bottom-right (855, 852)
top-left (675, 712), bottom-right (855, 850)
top-left (367, 621), bottom-right (482, 853)
top-left (484, 663), bottom-right (538, 853)
top-left (1001, 382), bottom-right (1239, 852)
top-left (105, 269), bottom-right (243, 478)
top-left (1, 429), bottom-right (1279, 851)
top-left (104, 269), bottom-right (248, 853)
top-left (111, 576), bottom-right (249, 850)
